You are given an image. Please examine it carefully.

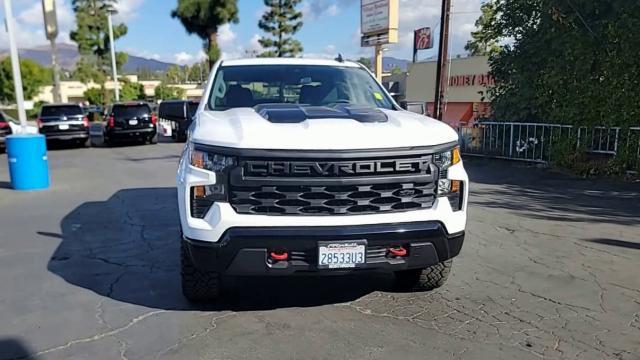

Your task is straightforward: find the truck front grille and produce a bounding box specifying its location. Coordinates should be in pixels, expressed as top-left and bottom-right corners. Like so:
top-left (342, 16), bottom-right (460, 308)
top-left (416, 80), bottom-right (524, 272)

top-left (230, 182), bottom-right (435, 215)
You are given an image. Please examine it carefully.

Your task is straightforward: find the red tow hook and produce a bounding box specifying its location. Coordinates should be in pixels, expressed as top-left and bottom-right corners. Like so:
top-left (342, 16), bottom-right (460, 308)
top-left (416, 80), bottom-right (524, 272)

top-left (270, 250), bottom-right (289, 261)
top-left (388, 246), bottom-right (407, 257)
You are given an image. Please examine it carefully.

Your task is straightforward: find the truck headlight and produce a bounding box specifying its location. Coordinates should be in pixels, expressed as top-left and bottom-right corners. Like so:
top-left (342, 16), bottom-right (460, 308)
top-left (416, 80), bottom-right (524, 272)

top-left (434, 146), bottom-right (461, 169)
top-left (435, 147), bottom-right (463, 211)
top-left (190, 147), bottom-right (236, 172)
top-left (188, 145), bottom-right (236, 218)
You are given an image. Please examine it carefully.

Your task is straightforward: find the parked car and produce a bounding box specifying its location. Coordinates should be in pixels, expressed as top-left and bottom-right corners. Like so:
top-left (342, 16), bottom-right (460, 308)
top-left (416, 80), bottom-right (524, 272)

top-left (103, 102), bottom-right (158, 146)
top-left (38, 104), bottom-right (90, 147)
top-left (0, 111), bottom-right (13, 152)
top-left (177, 58), bottom-right (468, 301)
top-left (158, 100), bottom-right (199, 142)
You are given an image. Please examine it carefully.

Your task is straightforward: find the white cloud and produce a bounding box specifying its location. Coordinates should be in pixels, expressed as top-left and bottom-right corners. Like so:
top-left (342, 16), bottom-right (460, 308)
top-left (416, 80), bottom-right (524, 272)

top-left (113, 0), bottom-right (146, 23)
top-left (247, 34), bottom-right (263, 54)
top-left (173, 51), bottom-right (193, 65)
top-left (301, 0), bottom-right (342, 20)
top-left (0, 0), bottom-right (75, 49)
top-left (217, 24), bottom-right (237, 48)
top-left (126, 48), bottom-right (161, 61)
top-left (172, 49), bottom-right (207, 65)
top-left (220, 32), bottom-right (264, 60)
top-left (324, 44), bottom-right (336, 54)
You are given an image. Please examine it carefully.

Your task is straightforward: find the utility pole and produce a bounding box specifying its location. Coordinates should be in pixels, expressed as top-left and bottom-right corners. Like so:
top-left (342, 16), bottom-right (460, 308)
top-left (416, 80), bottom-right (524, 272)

top-left (107, 10), bottom-right (119, 101)
top-left (433, 0), bottom-right (451, 120)
top-left (4, 0), bottom-right (27, 129)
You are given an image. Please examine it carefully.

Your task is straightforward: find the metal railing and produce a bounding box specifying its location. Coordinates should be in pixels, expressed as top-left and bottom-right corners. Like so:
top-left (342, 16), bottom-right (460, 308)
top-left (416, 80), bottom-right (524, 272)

top-left (458, 122), bottom-right (640, 166)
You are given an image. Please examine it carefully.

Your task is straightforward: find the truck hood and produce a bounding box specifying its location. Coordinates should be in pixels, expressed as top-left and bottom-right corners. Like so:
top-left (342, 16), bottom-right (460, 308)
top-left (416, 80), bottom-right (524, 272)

top-left (191, 108), bottom-right (459, 150)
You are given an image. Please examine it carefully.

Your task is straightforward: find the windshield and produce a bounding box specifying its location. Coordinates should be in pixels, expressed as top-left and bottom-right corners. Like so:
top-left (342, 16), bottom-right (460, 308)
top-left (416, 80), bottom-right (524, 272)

top-left (40, 105), bottom-right (84, 118)
top-left (208, 65), bottom-right (394, 111)
top-left (112, 104), bottom-right (151, 119)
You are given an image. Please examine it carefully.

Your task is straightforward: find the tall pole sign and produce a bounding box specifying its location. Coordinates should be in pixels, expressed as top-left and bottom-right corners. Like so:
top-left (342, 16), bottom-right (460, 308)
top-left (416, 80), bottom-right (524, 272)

top-left (412, 27), bottom-right (433, 63)
top-left (433, 0), bottom-right (451, 121)
top-left (42, 0), bottom-right (62, 103)
top-left (360, 0), bottom-right (399, 82)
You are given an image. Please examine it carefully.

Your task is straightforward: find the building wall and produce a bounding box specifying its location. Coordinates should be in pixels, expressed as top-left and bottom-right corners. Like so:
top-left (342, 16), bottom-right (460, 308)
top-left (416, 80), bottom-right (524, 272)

top-left (405, 56), bottom-right (491, 103)
top-left (404, 56), bottom-right (492, 126)
top-left (34, 76), bottom-right (205, 104)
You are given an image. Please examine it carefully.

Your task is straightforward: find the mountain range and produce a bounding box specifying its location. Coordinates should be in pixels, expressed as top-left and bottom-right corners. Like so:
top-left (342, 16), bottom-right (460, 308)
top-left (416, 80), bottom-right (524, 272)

top-left (0, 43), bottom-right (176, 73)
top-left (0, 43), bottom-right (411, 73)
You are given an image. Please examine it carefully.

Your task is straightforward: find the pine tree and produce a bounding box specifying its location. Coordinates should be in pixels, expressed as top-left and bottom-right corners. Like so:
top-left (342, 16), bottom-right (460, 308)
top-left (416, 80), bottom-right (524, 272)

top-left (172, 0), bottom-right (239, 66)
top-left (258, 0), bottom-right (304, 57)
top-left (70, 0), bottom-right (128, 102)
top-left (70, 0), bottom-right (129, 104)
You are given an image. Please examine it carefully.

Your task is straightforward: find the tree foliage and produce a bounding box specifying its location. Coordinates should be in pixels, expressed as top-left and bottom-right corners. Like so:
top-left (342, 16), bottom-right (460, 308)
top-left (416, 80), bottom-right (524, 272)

top-left (155, 83), bottom-right (186, 100)
top-left (120, 80), bottom-right (146, 101)
top-left (390, 66), bottom-right (403, 75)
top-left (84, 87), bottom-right (106, 105)
top-left (70, 0), bottom-right (128, 84)
top-left (356, 57), bottom-right (372, 70)
top-left (473, 0), bottom-right (640, 127)
top-left (0, 58), bottom-right (51, 103)
top-left (164, 65), bottom-right (183, 84)
top-left (172, 0), bottom-right (239, 66)
top-left (258, 0), bottom-right (304, 57)
top-left (464, 2), bottom-right (501, 56)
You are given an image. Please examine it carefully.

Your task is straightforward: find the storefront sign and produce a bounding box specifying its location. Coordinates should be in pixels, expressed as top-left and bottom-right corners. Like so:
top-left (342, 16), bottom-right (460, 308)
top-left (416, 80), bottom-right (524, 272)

top-left (414, 27), bottom-right (433, 50)
top-left (361, 0), bottom-right (398, 47)
top-left (361, 0), bottom-right (390, 34)
top-left (449, 74), bottom-right (495, 87)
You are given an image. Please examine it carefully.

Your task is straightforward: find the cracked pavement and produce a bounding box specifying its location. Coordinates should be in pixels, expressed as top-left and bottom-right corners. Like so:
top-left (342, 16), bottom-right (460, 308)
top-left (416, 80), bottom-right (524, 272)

top-left (0, 142), bottom-right (638, 359)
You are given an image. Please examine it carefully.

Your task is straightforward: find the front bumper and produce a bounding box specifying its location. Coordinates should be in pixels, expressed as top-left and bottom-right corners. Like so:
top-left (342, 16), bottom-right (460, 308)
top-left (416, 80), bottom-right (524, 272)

top-left (184, 222), bottom-right (464, 275)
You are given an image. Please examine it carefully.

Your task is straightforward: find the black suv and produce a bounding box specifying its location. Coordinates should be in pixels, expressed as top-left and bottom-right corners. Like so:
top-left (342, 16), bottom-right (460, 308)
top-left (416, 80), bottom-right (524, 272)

top-left (38, 104), bottom-right (90, 146)
top-left (158, 100), bottom-right (199, 142)
top-left (0, 111), bottom-right (13, 152)
top-left (104, 102), bottom-right (157, 145)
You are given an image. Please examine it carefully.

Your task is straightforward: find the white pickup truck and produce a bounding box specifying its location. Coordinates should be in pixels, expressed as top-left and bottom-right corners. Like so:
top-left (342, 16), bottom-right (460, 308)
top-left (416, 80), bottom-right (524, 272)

top-left (177, 58), bottom-right (468, 301)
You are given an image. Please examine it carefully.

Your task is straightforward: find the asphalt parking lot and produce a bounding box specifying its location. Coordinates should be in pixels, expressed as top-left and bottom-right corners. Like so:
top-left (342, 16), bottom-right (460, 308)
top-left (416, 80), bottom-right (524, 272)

top-left (0, 141), bottom-right (638, 360)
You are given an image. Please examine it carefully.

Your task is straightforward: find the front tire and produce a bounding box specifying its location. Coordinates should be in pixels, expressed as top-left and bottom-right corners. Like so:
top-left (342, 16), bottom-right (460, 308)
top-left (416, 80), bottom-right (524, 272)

top-left (394, 260), bottom-right (453, 292)
top-left (181, 240), bottom-right (221, 302)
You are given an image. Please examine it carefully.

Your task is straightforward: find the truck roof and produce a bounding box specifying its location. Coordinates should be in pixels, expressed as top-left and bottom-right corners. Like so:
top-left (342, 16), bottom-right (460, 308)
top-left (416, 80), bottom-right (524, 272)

top-left (220, 57), bottom-right (361, 68)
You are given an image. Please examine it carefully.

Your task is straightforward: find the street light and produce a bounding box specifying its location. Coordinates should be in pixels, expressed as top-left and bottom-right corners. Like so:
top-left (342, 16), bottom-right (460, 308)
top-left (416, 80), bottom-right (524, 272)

top-left (42, 0), bottom-right (61, 103)
top-left (107, 8), bottom-right (119, 102)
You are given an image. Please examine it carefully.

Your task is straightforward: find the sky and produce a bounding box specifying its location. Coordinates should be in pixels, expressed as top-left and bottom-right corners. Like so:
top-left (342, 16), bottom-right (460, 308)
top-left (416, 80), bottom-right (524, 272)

top-left (0, 0), bottom-right (483, 65)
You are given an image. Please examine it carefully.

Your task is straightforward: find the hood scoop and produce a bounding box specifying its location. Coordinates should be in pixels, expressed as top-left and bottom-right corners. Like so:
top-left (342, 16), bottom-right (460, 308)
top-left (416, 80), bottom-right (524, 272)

top-left (254, 104), bottom-right (389, 124)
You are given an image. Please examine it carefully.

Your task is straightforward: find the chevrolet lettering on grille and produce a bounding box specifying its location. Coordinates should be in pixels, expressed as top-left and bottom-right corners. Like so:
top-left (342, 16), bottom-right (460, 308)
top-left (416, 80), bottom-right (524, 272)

top-left (244, 158), bottom-right (432, 177)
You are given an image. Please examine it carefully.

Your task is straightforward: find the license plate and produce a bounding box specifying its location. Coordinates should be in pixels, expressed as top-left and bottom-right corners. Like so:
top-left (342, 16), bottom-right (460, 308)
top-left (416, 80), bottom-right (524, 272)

top-left (129, 119), bottom-right (138, 125)
top-left (58, 124), bottom-right (69, 130)
top-left (318, 241), bottom-right (366, 269)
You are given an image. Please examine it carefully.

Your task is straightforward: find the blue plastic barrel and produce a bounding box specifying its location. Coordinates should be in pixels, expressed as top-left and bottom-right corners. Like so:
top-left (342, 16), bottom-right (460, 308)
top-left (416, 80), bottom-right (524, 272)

top-left (6, 134), bottom-right (50, 191)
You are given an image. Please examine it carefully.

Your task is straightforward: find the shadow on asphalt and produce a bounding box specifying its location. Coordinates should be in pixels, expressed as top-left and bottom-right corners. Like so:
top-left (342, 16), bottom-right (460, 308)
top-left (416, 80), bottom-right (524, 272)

top-left (0, 338), bottom-right (38, 360)
top-left (0, 181), bottom-right (10, 189)
top-left (46, 188), bottom-right (389, 312)
top-left (586, 238), bottom-right (640, 250)
top-left (466, 159), bottom-right (640, 225)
